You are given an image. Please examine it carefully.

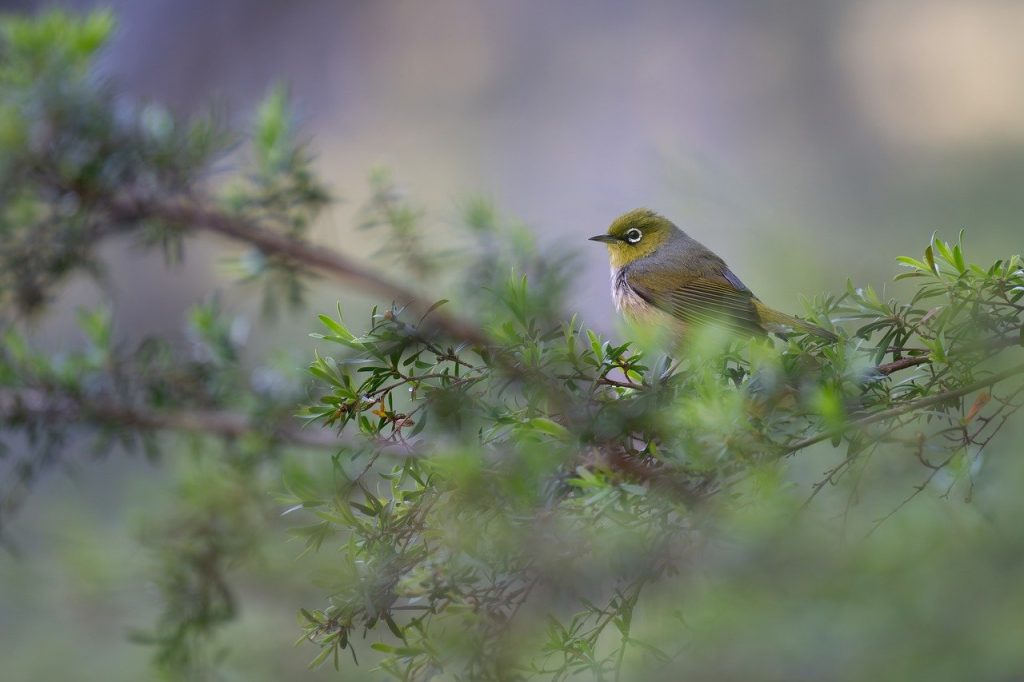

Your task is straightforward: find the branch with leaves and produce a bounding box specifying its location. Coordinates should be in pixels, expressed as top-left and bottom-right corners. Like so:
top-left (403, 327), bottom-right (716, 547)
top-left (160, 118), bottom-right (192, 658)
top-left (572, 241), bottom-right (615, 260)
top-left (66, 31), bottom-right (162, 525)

top-left (2, 10), bottom-right (1024, 682)
top-left (287, 230), bottom-right (1022, 677)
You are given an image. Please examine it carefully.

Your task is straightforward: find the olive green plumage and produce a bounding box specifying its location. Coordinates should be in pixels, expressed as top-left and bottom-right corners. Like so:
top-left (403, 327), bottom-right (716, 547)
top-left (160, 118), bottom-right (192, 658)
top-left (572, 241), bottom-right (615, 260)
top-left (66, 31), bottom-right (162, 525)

top-left (589, 209), bottom-right (837, 342)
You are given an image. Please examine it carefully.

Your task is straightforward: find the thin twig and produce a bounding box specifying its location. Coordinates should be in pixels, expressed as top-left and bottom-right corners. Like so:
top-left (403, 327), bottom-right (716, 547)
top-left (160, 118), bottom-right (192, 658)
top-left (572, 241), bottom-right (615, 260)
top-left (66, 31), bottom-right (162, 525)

top-left (867, 450), bottom-right (958, 536)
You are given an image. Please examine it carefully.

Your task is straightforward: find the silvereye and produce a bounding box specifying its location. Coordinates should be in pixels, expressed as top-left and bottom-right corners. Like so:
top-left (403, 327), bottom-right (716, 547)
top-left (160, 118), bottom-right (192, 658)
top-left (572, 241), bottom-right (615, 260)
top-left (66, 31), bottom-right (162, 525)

top-left (589, 209), bottom-right (837, 342)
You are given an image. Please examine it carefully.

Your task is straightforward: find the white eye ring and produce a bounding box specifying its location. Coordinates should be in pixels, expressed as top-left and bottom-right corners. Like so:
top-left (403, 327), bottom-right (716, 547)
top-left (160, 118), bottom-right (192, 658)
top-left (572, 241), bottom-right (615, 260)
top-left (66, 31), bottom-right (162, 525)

top-left (625, 228), bottom-right (643, 244)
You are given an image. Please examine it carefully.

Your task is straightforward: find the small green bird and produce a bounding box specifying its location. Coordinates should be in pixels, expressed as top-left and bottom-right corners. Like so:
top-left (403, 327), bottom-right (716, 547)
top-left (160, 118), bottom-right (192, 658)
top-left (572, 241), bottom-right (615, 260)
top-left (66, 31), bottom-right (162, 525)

top-left (589, 209), bottom-right (837, 342)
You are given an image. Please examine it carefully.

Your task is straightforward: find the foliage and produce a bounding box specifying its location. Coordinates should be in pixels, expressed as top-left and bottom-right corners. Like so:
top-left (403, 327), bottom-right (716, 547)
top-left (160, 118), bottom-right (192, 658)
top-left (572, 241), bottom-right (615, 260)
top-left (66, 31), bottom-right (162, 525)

top-left (287, 228), bottom-right (1023, 679)
top-left (1, 10), bottom-right (1024, 682)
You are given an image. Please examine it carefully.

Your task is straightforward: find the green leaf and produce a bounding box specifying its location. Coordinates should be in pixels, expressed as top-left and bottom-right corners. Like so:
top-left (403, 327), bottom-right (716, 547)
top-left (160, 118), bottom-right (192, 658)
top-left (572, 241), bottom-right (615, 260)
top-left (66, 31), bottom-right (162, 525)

top-left (896, 256), bottom-right (930, 273)
top-left (952, 242), bottom-right (966, 274)
top-left (934, 237), bottom-right (955, 269)
top-left (318, 313), bottom-right (354, 341)
top-left (370, 643), bottom-right (424, 657)
top-left (418, 299), bottom-right (450, 323)
top-left (308, 644), bottom-right (333, 669)
top-left (384, 613), bottom-right (405, 640)
top-left (925, 245), bottom-right (938, 275)
top-left (526, 417), bottom-right (572, 441)
top-left (254, 84), bottom-right (291, 173)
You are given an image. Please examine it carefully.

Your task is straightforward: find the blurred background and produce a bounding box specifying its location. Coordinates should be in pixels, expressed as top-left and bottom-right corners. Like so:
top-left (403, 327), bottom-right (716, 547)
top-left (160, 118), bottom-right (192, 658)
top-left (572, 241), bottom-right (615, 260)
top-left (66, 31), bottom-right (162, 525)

top-left (2, 0), bottom-right (1024, 679)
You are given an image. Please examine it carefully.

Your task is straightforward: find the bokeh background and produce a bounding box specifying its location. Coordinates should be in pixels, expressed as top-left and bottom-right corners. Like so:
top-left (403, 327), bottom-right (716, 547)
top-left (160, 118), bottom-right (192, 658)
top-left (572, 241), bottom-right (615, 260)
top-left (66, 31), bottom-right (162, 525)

top-left (3, 1), bottom-right (1024, 679)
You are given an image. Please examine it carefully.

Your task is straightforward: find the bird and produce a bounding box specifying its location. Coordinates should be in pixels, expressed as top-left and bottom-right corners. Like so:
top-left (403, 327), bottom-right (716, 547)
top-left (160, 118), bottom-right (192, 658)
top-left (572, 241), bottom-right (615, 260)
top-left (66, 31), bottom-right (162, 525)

top-left (589, 209), bottom-right (837, 342)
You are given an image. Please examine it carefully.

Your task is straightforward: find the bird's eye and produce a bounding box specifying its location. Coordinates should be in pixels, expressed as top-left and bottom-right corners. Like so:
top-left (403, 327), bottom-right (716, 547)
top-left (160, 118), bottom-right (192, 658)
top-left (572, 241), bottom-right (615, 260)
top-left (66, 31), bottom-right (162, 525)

top-left (625, 228), bottom-right (643, 244)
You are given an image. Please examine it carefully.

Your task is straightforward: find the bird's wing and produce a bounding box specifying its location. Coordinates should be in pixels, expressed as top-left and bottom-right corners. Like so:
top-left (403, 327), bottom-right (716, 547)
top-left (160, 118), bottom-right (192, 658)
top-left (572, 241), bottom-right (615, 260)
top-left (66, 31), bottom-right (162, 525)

top-left (629, 268), bottom-right (766, 337)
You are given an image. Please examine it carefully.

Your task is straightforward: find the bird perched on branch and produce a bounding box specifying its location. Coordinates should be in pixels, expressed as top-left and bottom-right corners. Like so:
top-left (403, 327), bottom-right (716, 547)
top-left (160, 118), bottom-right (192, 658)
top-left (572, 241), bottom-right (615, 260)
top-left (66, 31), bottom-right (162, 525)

top-left (589, 209), bottom-right (837, 342)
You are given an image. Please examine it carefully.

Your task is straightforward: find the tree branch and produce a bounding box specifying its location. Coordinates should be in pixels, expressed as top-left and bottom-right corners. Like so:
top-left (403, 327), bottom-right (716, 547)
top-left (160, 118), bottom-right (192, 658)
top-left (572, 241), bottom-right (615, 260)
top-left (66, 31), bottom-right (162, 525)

top-left (781, 360), bottom-right (1024, 454)
top-left (106, 195), bottom-right (491, 347)
top-left (875, 330), bottom-right (1022, 376)
top-left (876, 355), bottom-right (932, 376)
top-left (0, 387), bottom-right (341, 449)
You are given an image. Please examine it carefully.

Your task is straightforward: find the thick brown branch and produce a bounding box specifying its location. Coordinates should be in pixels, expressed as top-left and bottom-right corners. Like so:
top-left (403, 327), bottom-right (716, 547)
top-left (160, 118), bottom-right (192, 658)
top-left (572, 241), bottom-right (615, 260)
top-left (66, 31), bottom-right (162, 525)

top-left (781, 360), bottom-right (1024, 454)
top-left (106, 195), bottom-right (490, 347)
top-left (0, 388), bottom-right (341, 449)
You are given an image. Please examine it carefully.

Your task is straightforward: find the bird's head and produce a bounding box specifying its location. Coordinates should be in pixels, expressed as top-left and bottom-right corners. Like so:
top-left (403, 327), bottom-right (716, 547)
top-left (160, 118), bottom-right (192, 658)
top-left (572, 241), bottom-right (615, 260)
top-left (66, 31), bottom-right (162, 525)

top-left (588, 209), bottom-right (678, 270)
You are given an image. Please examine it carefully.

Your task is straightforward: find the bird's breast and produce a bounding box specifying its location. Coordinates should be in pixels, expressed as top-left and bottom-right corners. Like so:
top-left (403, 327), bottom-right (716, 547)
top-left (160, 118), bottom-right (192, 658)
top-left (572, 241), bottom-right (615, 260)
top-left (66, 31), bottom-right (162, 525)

top-left (610, 267), bottom-right (658, 322)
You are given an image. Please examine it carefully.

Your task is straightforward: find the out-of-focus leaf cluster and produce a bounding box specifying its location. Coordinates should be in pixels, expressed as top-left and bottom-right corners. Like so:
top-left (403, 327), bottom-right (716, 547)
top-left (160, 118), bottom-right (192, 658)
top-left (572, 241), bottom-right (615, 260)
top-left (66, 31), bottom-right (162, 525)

top-left (223, 85), bottom-right (332, 316)
top-left (0, 296), bottom-right (316, 678)
top-left (128, 454), bottom-right (271, 679)
top-left (291, 224), bottom-right (1023, 678)
top-left (0, 10), bottom-right (329, 315)
top-left (0, 299), bottom-right (306, 524)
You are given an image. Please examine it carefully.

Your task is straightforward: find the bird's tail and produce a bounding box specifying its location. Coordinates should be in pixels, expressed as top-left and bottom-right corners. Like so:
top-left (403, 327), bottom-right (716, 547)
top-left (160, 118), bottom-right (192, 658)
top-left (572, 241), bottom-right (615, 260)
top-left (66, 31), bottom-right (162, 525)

top-left (753, 301), bottom-right (838, 342)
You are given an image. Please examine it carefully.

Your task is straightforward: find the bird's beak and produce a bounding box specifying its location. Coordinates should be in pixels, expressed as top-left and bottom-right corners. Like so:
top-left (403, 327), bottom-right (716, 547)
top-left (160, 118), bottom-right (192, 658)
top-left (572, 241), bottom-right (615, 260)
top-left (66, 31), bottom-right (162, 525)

top-left (588, 234), bottom-right (618, 244)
